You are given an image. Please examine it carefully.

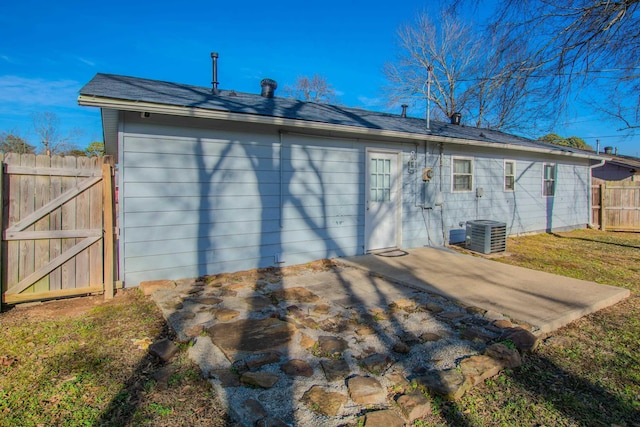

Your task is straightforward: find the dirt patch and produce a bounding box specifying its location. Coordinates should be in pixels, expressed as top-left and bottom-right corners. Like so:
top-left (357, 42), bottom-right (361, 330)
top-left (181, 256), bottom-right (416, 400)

top-left (1, 294), bottom-right (110, 322)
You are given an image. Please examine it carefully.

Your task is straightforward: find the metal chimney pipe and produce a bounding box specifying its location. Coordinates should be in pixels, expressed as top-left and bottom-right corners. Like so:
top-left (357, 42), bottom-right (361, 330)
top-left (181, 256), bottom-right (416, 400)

top-left (211, 52), bottom-right (219, 94)
top-left (401, 104), bottom-right (408, 118)
top-left (450, 112), bottom-right (461, 125)
top-left (260, 78), bottom-right (277, 98)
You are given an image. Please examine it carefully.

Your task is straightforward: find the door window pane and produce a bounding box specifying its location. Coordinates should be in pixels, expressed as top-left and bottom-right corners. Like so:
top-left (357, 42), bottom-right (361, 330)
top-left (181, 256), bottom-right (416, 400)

top-left (370, 158), bottom-right (392, 202)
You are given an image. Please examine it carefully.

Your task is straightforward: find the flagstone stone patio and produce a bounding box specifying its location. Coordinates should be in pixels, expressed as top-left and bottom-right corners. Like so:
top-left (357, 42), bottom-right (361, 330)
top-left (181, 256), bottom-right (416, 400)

top-left (142, 260), bottom-right (534, 426)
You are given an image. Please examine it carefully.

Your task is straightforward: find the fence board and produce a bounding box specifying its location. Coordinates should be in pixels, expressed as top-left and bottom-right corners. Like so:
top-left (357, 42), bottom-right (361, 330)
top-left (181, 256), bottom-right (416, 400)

top-left (49, 155), bottom-right (63, 290)
top-left (5, 165), bottom-right (100, 177)
top-left (6, 154), bottom-right (20, 290)
top-left (6, 230), bottom-right (101, 240)
top-left (90, 157), bottom-right (102, 287)
top-left (34, 155), bottom-right (50, 293)
top-left (592, 181), bottom-right (640, 231)
top-left (103, 159), bottom-right (115, 299)
top-left (75, 157), bottom-right (90, 288)
top-left (6, 236), bottom-right (100, 297)
top-left (19, 154), bottom-right (36, 294)
top-left (2, 153), bottom-right (112, 305)
top-left (0, 155), bottom-right (3, 302)
top-left (7, 286), bottom-right (104, 304)
top-left (7, 176), bottom-right (102, 232)
top-left (60, 156), bottom-right (77, 289)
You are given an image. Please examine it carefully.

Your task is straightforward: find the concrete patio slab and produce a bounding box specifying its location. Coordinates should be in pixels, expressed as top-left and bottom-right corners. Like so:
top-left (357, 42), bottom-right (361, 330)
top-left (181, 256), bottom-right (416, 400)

top-left (341, 247), bottom-right (630, 335)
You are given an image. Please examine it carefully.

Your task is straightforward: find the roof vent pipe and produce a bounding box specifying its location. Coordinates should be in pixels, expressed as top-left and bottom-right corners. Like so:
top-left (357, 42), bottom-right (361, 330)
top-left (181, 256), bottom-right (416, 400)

top-left (604, 146), bottom-right (613, 154)
top-left (211, 52), bottom-right (219, 94)
top-left (450, 112), bottom-right (461, 125)
top-left (401, 104), bottom-right (408, 118)
top-left (261, 78), bottom-right (277, 98)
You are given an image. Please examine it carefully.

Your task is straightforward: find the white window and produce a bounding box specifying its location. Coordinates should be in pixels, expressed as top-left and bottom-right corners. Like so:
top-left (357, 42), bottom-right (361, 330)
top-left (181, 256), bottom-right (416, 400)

top-left (452, 157), bottom-right (473, 192)
top-left (543, 163), bottom-right (556, 196)
top-left (504, 160), bottom-right (516, 191)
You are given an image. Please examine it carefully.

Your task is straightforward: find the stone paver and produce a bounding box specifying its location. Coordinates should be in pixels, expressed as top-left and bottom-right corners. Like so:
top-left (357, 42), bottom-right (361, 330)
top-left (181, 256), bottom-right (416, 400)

top-left (317, 336), bottom-right (348, 356)
top-left (240, 372), bottom-right (280, 389)
top-left (347, 376), bottom-right (387, 405)
top-left (146, 258), bottom-right (607, 426)
top-left (207, 318), bottom-right (297, 360)
top-left (301, 385), bottom-right (347, 417)
top-left (281, 359), bottom-right (314, 377)
top-left (320, 358), bottom-right (351, 382)
top-left (148, 338), bottom-right (179, 362)
top-left (361, 409), bottom-right (406, 427)
top-left (415, 369), bottom-right (473, 400)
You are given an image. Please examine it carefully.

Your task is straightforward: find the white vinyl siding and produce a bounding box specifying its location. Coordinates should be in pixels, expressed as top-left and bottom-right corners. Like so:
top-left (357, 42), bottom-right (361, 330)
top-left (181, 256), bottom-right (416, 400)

top-left (114, 112), bottom-right (592, 286)
top-left (443, 151), bottom-right (589, 237)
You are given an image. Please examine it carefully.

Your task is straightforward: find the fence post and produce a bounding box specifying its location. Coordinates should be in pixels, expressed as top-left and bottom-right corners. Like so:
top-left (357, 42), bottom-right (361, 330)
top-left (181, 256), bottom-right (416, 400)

top-left (0, 155), bottom-right (3, 311)
top-left (103, 156), bottom-right (115, 300)
top-left (599, 183), bottom-right (606, 231)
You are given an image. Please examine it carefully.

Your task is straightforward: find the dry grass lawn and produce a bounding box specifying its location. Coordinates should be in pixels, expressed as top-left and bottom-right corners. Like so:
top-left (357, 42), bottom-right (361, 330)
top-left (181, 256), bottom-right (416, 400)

top-left (0, 229), bottom-right (638, 426)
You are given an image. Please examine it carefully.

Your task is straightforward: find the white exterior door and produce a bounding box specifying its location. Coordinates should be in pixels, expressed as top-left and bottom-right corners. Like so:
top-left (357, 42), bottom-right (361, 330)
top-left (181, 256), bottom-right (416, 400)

top-left (365, 150), bottom-right (400, 251)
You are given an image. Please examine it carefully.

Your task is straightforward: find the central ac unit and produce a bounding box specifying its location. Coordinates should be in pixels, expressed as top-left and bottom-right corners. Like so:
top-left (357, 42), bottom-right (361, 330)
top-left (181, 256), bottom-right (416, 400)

top-left (465, 220), bottom-right (507, 254)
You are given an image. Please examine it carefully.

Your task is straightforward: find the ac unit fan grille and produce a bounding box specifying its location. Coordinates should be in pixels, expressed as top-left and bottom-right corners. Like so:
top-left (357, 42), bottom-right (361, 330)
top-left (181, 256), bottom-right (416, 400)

top-left (465, 220), bottom-right (507, 254)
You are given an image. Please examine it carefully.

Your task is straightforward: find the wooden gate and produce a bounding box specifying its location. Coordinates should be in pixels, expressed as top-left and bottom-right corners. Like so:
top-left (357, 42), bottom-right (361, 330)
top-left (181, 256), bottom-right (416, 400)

top-left (592, 180), bottom-right (640, 231)
top-left (1, 153), bottom-right (115, 305)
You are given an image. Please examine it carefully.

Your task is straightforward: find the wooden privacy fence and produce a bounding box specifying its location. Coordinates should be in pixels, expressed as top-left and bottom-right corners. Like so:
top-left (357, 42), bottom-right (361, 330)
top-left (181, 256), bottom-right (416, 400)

top-left (591, 181), bottom-right (640, 231)
top-left (1, 153), bottom-right (115, 306)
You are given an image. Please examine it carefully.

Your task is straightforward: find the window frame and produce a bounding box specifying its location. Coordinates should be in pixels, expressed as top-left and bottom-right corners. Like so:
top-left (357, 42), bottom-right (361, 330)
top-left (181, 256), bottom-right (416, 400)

top-left (542, 163), bottom-right (556, 197)
top-left (451, 156), bottom-right (474, 192)
top-left (504, 160), bottom-right (516, 192)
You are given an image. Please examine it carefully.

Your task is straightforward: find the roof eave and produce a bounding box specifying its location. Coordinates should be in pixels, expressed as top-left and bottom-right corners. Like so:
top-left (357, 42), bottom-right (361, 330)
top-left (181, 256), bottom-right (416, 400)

top-left (78, 95), bottom-right (599, 160)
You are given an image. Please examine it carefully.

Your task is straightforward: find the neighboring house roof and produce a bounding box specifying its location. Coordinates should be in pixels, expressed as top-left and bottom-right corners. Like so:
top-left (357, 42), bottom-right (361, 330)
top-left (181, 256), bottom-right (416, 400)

top-left (78, 73), bottom-right (598, 160)
top-left (602, 153), bottom-right (640, 170)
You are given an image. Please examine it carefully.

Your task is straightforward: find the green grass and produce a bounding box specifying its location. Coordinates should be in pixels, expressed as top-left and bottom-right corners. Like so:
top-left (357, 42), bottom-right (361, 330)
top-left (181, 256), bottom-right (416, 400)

top-left (1, 229), bottom-right (639, 426)
top-left (0, 290), bottom-right (226, 427)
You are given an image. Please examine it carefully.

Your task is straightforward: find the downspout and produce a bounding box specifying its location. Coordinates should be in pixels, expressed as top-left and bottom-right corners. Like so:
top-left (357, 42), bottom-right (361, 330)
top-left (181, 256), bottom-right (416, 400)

top-left (279, 131), bottom-right (284, 229)
top-left (588, 157), bottom-right (606, 227)
top-left (424, 140), bottom-right (428, 207)
top-left (438, 143), bottom-right (446, 243)
top-left (422, 140), bottom-right (435, 246)
top-left (413, 143), bottom-right (422, 208)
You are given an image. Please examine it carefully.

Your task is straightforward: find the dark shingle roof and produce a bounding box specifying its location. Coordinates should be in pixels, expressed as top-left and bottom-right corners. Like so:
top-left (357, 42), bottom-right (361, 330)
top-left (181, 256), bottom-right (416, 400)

top-left (79, 73), bottom-right (594, 156)
top-left (605, 154), bottom-right (640, 169)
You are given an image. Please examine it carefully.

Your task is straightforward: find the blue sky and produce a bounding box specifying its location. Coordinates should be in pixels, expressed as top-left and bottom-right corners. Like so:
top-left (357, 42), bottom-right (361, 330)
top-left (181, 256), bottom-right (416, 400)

top-left (1, 0), bottom-right (638, 155)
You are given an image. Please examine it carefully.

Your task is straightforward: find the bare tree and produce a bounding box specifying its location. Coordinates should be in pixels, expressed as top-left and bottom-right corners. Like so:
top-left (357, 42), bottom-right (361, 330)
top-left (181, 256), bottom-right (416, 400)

top-left (32, 112), bottom-right (81, 155)
top-left (384, 8), bottom-right (545, 132)
top-left (384, 10), bottom-right (481, 122)
top-left (452, 0), bottom-right (640, 131)
top-left (283, 75), bottom-right (339, 104)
